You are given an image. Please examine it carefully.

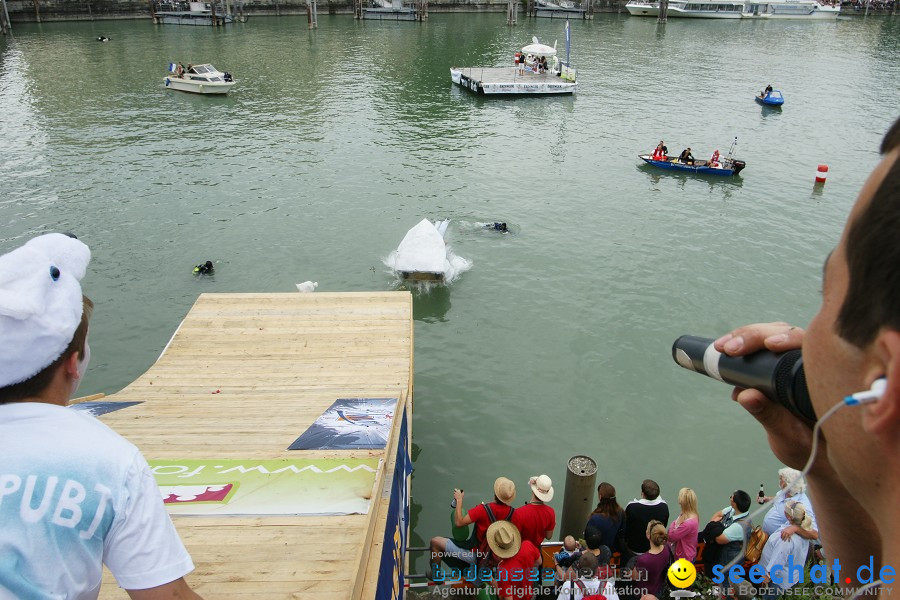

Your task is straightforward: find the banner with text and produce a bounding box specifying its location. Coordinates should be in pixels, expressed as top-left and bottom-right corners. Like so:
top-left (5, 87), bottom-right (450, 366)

top-left (149, 458), bottom-right (381, 516)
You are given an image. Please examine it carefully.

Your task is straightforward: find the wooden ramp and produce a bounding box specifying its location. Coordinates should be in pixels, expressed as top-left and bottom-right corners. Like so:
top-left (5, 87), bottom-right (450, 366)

top-left (95, 292), bottom-right (413, 600)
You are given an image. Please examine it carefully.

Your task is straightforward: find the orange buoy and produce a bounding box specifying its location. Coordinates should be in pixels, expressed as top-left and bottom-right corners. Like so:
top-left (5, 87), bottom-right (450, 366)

top-left (816, 164), bottom-right (829, 183)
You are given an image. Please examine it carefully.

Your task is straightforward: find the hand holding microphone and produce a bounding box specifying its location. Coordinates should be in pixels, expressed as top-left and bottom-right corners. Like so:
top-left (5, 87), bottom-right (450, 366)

top-left (672, 325), bottom-right (815, 422)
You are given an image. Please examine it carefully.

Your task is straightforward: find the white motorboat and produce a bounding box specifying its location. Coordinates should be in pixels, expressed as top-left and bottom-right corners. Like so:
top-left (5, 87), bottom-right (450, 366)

top-left (163, 64), bottom-right (235, 95)
top-left (625, 0), bottom-right (839, 18)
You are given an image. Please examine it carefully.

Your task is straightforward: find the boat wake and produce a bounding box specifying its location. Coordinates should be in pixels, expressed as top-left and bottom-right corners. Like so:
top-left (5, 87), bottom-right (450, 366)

top-left (383, 249), bottom-right (472, 288)
top-left (383, 218), bottom-right (472, 288)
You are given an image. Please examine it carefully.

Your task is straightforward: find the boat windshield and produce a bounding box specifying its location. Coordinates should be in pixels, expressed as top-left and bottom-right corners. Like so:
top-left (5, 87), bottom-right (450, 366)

top-left (193, 65), bottom-right (213, 74)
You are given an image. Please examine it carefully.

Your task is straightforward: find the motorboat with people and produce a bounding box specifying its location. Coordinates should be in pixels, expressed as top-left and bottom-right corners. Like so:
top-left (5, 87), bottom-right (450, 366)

top-left (756, 88), bottom-right (784, 106)
top-left (164, 63), bottom-right (235, 95)
top-left (450, 32), bottom-right (577, 95)
top-left (639, 138), bottom-right (746, 176)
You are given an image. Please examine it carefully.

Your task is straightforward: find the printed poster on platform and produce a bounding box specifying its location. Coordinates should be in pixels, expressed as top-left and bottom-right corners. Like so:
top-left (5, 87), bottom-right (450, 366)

top-left (149, 458), bottom-right (381, 516)
top-left (288, 397), bottom-right (398, 450)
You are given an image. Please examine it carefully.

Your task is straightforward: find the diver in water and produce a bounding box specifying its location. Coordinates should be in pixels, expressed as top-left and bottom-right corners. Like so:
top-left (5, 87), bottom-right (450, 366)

top-left (97, 36), bottom-right (111, 42)
top-left (485, 222), bottom-right (508, 232)
top-left (193, 260), bottom-right (214, 275)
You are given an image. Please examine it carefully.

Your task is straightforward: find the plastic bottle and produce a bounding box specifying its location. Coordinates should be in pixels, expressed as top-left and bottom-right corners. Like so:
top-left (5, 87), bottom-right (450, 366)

top-left (451, 489), bottom-right (470, 541)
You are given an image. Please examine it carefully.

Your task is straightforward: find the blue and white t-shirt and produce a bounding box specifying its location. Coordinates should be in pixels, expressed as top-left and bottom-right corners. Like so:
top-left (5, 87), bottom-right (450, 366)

top-left (0, 402), bottom-right (194, 599)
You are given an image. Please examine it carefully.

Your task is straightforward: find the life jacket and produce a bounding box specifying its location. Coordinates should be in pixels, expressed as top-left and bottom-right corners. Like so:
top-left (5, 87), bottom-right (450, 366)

top-left (709, 150), bottom-right (720, 167)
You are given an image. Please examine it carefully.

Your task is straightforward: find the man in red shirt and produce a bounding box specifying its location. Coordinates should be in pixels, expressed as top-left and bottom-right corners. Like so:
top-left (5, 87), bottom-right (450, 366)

top-left (430, 477), bottom-right (517, 574)
top-left (512, 474), bottom-right (556, 547)
top-left (489, 521), bottom-right (542, 600)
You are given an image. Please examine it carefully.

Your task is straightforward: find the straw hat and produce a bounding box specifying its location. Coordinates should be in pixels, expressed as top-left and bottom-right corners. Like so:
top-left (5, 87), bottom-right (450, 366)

top-left (530, 474), bottom-right (554, 502)
top-left (486, 520), bottom-right (521, 559)
top-left (493, 477), bottom-right (516, 506)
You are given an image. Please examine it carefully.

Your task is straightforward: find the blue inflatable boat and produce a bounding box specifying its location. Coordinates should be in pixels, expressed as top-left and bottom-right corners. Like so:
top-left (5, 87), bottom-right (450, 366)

top-left (756, 90), bottom-right (784, 106)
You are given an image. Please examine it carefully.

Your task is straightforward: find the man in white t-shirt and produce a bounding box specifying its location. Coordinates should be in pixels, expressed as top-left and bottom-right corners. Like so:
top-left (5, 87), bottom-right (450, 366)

top-left (0, 233), bottom-right (203, 600)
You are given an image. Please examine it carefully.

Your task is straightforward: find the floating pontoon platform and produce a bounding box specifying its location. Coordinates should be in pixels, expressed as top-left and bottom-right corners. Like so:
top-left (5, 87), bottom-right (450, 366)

top-left (95, 292), bottom-right (413, 599)
top-left (154, 10), bottom-right (233, 24)
top-left (362, 6), bottom-right (419, 19)
top-left (535, 5), bottom-right (586, 17)
top-left (451, 67), bottom-right (576, 95)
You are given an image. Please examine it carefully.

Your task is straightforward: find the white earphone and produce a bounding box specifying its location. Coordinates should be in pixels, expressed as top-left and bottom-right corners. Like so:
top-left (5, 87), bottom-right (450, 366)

top-left (844, 377), bottom-right (887, 405)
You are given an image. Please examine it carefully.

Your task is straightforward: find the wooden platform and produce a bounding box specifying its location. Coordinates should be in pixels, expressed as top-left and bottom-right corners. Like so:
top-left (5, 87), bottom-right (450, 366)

top-left (362, 6), bottom-right (419, 19)
top-left (451, 67), bottom-right (577, 95)
top-left (94, 292), bottom-right (413, 600)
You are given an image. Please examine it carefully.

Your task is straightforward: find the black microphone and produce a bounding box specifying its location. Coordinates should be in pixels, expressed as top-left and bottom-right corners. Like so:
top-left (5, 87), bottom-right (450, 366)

top-left (671, 335), bottom-right (815, 422)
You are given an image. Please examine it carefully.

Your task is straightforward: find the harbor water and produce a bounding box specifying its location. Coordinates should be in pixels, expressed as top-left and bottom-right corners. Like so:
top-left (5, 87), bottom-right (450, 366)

top-left (2, 13), bottom-right (899, 568)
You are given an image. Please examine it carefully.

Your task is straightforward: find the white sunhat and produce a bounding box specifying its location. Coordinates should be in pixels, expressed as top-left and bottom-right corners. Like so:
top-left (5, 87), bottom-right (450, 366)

top-left (530, 474), bottom-right (554, 502)
top-left (0, 233), bottom-right (91, 388)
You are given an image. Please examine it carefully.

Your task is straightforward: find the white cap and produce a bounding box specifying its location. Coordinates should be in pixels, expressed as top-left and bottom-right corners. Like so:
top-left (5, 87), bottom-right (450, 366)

top-left (0, 233), bottom-right (91, 387)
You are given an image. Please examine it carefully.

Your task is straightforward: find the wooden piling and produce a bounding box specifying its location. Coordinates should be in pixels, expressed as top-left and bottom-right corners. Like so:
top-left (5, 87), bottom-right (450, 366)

top-left (657, 0), bottom-right (668, 21)
top-left (0, 0), bottom-right (11, 34)
top-left (307, 0), bottom-right (317, 28)
top-left (507, 0), bottom-right (517, 24)
top-left (32, 0), bottom-right (40, 22)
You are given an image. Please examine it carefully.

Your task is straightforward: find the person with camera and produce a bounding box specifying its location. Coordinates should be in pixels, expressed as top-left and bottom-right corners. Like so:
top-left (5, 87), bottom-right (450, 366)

top-left (429, 477), bottom-right (516, 574)
top-left (712, 115), bottom-right (900, 591)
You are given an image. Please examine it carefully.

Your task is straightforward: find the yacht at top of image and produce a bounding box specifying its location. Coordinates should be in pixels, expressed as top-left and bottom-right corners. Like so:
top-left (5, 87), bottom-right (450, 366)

top-left (625, 0), bottom-right (840, 19)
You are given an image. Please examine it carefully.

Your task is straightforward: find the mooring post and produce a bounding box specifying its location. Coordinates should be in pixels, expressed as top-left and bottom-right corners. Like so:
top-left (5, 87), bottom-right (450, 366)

top-left (32, 0), bottom-right (40, 23)
top-left (0, 0), bottom-right (11, 33)
top-left (507, 0), bottom-right (517, 24)
top-left (657, 0), bottom-right (668, 21)
top-left (559, 455), bottom-right (598, 540)
top-left (307, 0), bottom-right (317, 28)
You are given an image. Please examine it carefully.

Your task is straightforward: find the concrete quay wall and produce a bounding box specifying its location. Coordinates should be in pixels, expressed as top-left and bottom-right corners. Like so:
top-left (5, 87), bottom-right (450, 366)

top-left (5, 0), bottom-right (626, 22)
top-left (3, 0), bottom-right (895, 24)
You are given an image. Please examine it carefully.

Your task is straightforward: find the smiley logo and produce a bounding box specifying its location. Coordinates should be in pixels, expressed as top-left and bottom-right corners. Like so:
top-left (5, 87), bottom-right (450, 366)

top-left (667, 558), bottom-right (697, 589)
